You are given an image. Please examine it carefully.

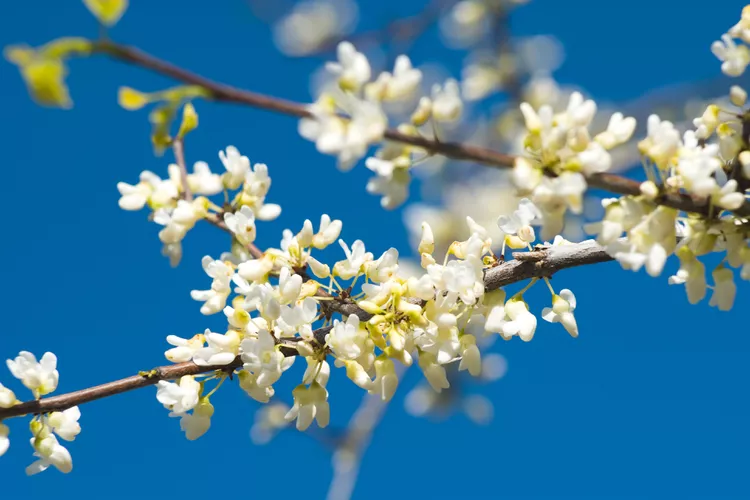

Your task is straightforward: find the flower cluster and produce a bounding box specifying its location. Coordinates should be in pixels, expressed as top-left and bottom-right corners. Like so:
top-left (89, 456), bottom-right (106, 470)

top-left (145, 161), bottom-right (580, 437)
top-left (712, 6), bottom-right (750, 77)
top-left (512, 91), bottom-right (637, 239)
top-left (0, 352), bottom-right (82, 474)
top-left (117, 145), bottom-right (281, 266)
top-left (299, 41), bottom-right (466, 209)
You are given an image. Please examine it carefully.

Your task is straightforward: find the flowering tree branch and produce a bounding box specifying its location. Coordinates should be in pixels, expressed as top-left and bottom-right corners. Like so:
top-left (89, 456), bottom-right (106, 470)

top-left (89, 41), bottom-right (750, 218)
top-left (0, 238), bottom-right (612, 422)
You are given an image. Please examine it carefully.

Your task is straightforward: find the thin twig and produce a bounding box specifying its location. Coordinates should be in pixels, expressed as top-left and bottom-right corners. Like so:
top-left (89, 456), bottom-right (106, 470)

top-left (172, 138), bottom-right (193, 202)
top-left (88, 41), bottom-right (750, 218)
top-left (0, 238), bottom-right (614, 421)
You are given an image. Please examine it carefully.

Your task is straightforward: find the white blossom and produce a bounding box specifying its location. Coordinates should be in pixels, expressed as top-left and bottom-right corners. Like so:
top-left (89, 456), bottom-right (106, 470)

top-left (193, 329), bottom-right (241, 366)
top-left (285, 382), bottom-right (329, 431)
top-left (241, 330), bottom-right (286, 387)
top-left (326, 315), bottom-right (368, 360)
top-left (0, 423), bottom-right (8, 457)
top-left (47, 407), bottom-right (82, 442)
top-left (711, 34), bottom-right (750, 77)
top-left (7, 351), bottom-right (59, 397)
top-left (0, 383), bottom-right (16, 408)
top-left (26, 434), bottom-right (72, 475)
top-left (541, 289), bottom-right (579, 337)
top-left (175, 399), bottom-right (213, 441)
top-left (431, 79), bottom-right (463, 122)
top-left (333, 239), bottom-right (373, 279)
top-left (326, 41), bottom-right (371, 91)
top-left (365, 55), bottom-right (422, 101)
top-left (190, 256), bottom-right (233, 315)
top-left (156, 376), bottom-right (200, 414)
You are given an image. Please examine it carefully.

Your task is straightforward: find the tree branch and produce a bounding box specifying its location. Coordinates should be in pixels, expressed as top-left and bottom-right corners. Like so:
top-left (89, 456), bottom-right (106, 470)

top-left (0, 238), bottom-right (614, 421)
top-left (89, 41), bottom-right (750, 218)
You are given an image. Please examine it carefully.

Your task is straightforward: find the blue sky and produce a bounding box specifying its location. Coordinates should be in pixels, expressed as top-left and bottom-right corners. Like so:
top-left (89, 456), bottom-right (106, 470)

top-left (1, 1), bottom-right (749, 498)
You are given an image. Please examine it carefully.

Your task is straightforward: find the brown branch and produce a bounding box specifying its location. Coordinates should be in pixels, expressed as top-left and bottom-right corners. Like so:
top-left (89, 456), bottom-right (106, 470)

top-left (89, 41), bottom-right (750, 218)
top-left (0, 238), bottom-right (615, 421)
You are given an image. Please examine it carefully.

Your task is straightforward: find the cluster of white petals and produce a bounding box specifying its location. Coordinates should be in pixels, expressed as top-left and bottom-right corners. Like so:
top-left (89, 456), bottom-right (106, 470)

top-left (512, 92), bottom-right (636, 238)
top-left (1, 351), bottom-right (81, 474)
top-left (118, 145), bottom-right (280, 266)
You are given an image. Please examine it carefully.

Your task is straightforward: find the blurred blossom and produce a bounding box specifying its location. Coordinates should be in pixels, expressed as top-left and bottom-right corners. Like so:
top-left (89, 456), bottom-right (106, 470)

top-left (480, 353), bottom-right (508, 381)
top-left (404, 384), bottom-right (439, 417)
top-left (462, 394), bottom-right (494, 425)
top-left (250, 402), bottom-right (290, 445)
top-left (405, 171), bottom-right (520, 255)
top-left (516, 35), bottom-right (565, 76)
top-left (273, 0), bottom-right (359, 56)
top-left (439, 0), bottom-right (491, 48)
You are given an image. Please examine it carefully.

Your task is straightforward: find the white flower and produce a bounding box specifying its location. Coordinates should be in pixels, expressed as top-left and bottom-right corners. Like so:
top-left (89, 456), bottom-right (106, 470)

top-left (711, 34), bottom-right (750, 77)
top-left (497, 198), bottom-right (541, 243)
top-left (532, 172), bottom-right (587, 240)
top-left (156, 376), bottom-right (200, 414)
top-left (117, 170), bottom-right (178, 211)
top-left (365, 157), bottom-right (411, 209)
top-left (237, 255), bottom-right (274, 283)
top-left (164, 332), bottom-right (206, 363)
top-left (417, 351), bottom-right (450, 392)
top-left (224, 206), bottom-right (257, 245)
top-left (0, 423), bottom-right (8, 457)
top-left (709, 266), bottom-right (736, 311)
top-left (541, 289), bottom-right (579, 337)
top-left (175, 399), bottom-right (213, 441)
top-left (285, 382), bottom-right (330, 431)
top-left (712, 179), bottom-right (745, 210)
top-left (639, 114), bottom-right (681, 169)
top-left (309, 214), bottom-right (341, 249)
top-left (302, 358), bottom-right (330, 387)
top-left (239, 371), bottom-right (275, 403)
top-left (299, 96), bottom-right (387, 171)
top-left (307, 256), bottom-right (331, 278)
top-left (486, 298), bottom-right (537, 341)
top-left (595, 112), bottom-right (637, 149)
top-left (326, 315), bottom-right (368, 360)
top-left (677, 131), bottom-right (722, 197)
top-left (428, 258), bottom-right (483, 305)
top-left (273, 0), bottom-right (358, 56)
top-left (187, 161), bottom-right (223, 195)
top-left (190, 256), bottom-right (233, 315)
top-left (669, 248), bottom-right (707, 304)
top-left (458, 335), bottom-right (481, 376)
top-left (326, 41), bottom-right (371, 91)
top-left (7, 351), bottom-right (59, 397)
top-left (365, 55), bottom-right (422, 101)
top-left (366, 248), bottom-right (399, 283)
top-left (219, 146), bottom-right (251, 189)
top-left (241, 330), bottom-right (286, 387)
top-left (116, 174), bottom-right (152, 211)
top-left (729, 6), bottom-right (750, 43)
top-left (431, 79), bottom-right (463, 122)
top-left (0, 383), bottom-right (16, 408)
top-left (47, 407), bottom-right (82, 442)
top-left (512, 157), bottom-right (543, 192)
top-left (277, 298), bottom-right (318, 336)
top-left (193, 329), bottom-right (241, 366)
top-left (370, 357), bottom-right (398, 401)
top-left (577, 142), bottom-right (612, 175)
top-left (26, 434), bottom-right (72, 475)
top-left (242, 162), bottom-right (282, 221)
top-left (333, 239), bottom-right (373, 279)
